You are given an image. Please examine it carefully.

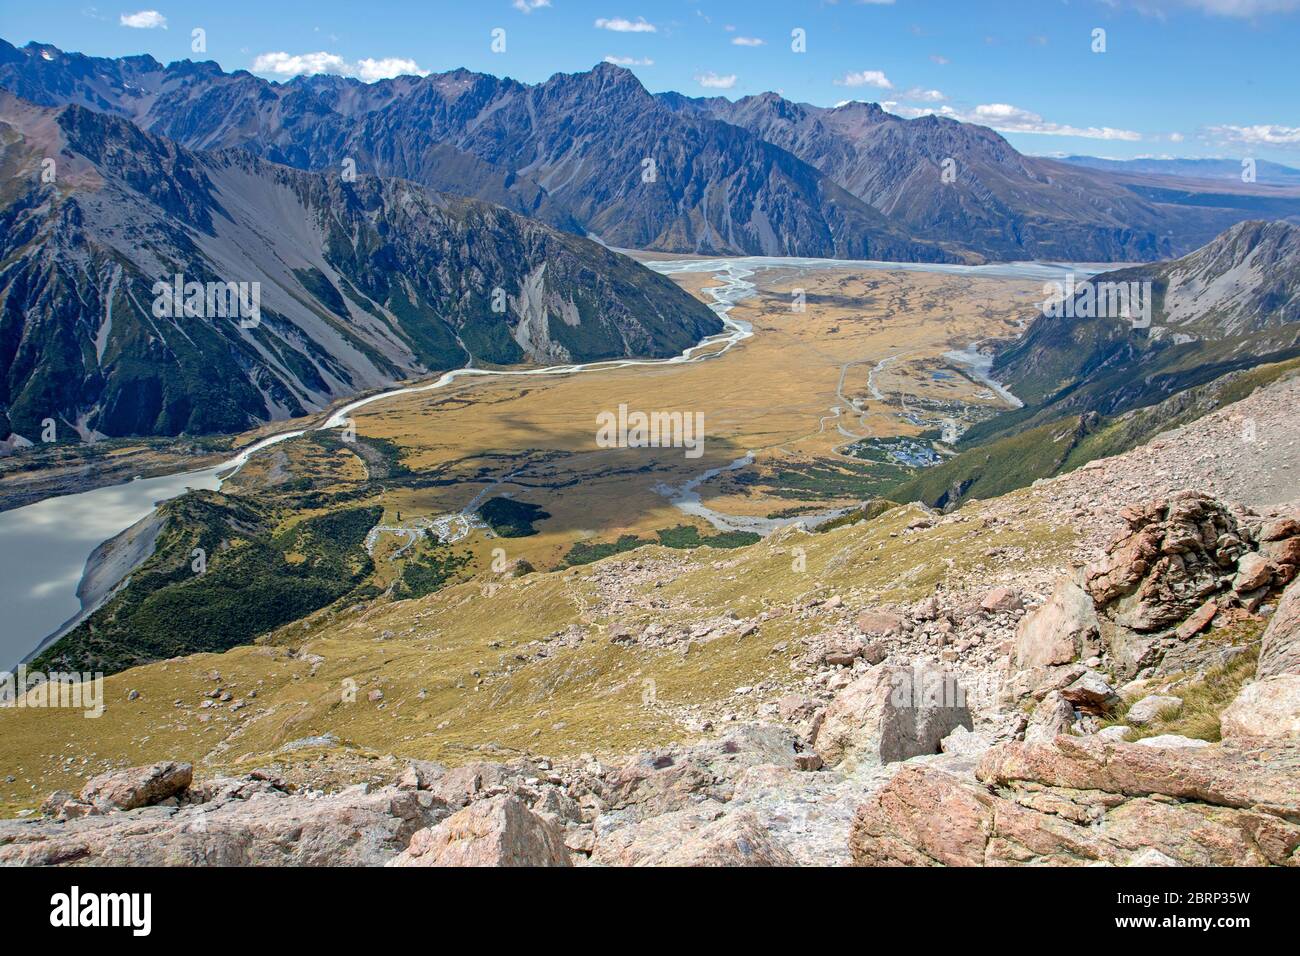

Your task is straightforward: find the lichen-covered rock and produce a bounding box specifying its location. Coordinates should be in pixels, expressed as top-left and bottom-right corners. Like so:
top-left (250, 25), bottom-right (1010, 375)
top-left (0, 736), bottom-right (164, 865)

top-left (387, 795), bottom-right (570, 867)
top-left (592, 807), bottom-right (798, 866)
top-left (1220, 676), bottom-right (1300, 740)
top-left (79, 761), bottom-right (192, 812)
top-left (1013, 579), bottom-right (1099, 670)
top-left (850, 737), bottom-right (1300, 867)
top-left (1259, 577), bottom-right (1300, 679)
top-left (1024, 691), bottom-right (1075, 745)
top-left (813, 664), bottom-right (971, 767)
top-left (1, 781), bottom-right (443, 866)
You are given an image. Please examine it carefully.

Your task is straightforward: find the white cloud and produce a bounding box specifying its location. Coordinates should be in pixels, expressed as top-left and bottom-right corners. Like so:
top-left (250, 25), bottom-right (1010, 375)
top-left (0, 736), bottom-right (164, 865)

top-left (253, 51), bottom-right (350, 77)
top-left (120, 10), bottom-right (166, 28)
top-left (695, 71), bottom-right (738, 89)
top-left (1169, 131), bottom-right (1186, 142)
top-left (604, 55), bottom-right (654, 66)
top-left (252, 51), bottom-right (427, 82)
top-left (1206, 123), bottom-right (1300, 145)
top-left (894, 101), bottom-right (1142, 141)
top-left (902, 87), bottom-right (945, 102)
top-left (357, 57), bottom-right (429, 81)
top-left (594, 16), bottom-right (657, 32)
top-left (513, 0), bottom-right (551, 11)
top-left (929, 54), bottom-right (950, 65)
top-left (731, 36), bottom-right (765, 46)
top-left (834, 69), bottom-right (893, 89)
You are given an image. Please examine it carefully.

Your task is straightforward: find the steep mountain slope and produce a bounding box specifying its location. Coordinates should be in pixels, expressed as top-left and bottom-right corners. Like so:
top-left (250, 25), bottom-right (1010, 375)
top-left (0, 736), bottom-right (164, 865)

top-left (0, 93), bottom-right (721, 440)
top-left (0, 41), bottom-right (955, 261)
top-left (29, 491), bottom-right (383, 676)
top-left (889, 355), bottom-right (1300, 510)
top-left (988, 219), bottom-right (1300, 424)
top-left (667, 92), bottom-right (1300, 262)
top-left (883, 220), bottom-right (1300, 511)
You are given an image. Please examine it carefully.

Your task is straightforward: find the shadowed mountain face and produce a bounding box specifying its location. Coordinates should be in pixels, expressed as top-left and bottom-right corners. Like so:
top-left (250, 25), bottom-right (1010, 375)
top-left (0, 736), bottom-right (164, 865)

top-left (0, 94), bottom-right (722, 441)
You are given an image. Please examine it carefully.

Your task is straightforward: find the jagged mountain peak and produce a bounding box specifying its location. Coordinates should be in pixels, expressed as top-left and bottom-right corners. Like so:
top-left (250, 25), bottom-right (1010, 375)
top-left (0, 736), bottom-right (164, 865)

top-left (4, 36), bottom-right (1297, 261)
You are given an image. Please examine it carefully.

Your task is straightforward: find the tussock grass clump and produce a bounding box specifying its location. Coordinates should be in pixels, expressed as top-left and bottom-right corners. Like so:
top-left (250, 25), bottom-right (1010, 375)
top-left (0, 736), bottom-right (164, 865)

top-left (1110, 641), bottom-right (1260, 743)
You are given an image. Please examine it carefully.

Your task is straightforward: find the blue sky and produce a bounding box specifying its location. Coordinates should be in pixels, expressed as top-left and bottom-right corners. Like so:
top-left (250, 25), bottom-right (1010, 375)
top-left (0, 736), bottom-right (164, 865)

top-left (3, 0), bottom-right (1299, 162)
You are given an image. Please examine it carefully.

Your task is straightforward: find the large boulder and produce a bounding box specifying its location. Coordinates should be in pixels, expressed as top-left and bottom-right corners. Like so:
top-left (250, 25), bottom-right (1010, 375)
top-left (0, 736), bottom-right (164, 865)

top-left (80, 762), bottom-right (193, 812)
top-left (1003, 578), bottom-right (1099, 701)
top-left (1258, 577), bottom-right (1300, 679)
top-left (1220, 675), bottom-right (1300, 740)
top-left (850, 737), bottom-right (1300, 867)
top-left (813, 664), bottom-right (971, 767)
top-left (1013, 580), bottom-right (1099, 670)
top-left (1126, 694), bottom-right (1183, 726)
top-left (592, 807), bottom-right (797, 866)
top-left (1084, 492), bottom-right (1245, 632)
top-left (856, 610), bottom-right (904, 637)
top-left (1024, 691), bottom-right (1075, 745)
top-left (387, 796), bottom-right (570, 867)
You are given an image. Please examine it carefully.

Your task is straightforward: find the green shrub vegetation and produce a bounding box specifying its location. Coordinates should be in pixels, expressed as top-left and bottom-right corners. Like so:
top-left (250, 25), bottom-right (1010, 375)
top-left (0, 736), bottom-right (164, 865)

top-left (32, 494), bottom-right (382, 676)
top-left (479, 497), bottom-right (552, 537)
top-left (564, 524), bottom-right (760, 566)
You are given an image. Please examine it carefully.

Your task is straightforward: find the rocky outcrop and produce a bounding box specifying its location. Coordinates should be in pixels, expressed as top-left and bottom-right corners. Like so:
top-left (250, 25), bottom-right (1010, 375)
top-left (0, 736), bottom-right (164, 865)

top-left (1220, 676), bottom-right (1300, 740)
top-left (812, 664), bottom-right (971, 767)
top-left (0, 777), bottom-right (445, 866)
top-left (1005, 493), bottom-right (1300, 704)
top-left (387, 796), bottom-right (570, 867)
top-left (1259, 575), bottom-right (1300, 679)
top-left (591, 807), bottom-right (798, 866)
top-left (850, 736), bottom-right (1300, 866)
top-left (1085, 494), bottom-right (1250, 631)
top-left (78, 761), bottom-right (192, 812)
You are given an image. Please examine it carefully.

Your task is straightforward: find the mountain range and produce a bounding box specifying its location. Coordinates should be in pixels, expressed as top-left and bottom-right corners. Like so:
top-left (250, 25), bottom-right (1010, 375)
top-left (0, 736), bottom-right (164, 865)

top-left (5, 37), bottom-right (1300, 445)
top-left (1059, 155), bottom-right (1300, 187)
top-left (0, 92), bottom-right (720, 440)
top-left (5, 39), bottom-right (1300, 264)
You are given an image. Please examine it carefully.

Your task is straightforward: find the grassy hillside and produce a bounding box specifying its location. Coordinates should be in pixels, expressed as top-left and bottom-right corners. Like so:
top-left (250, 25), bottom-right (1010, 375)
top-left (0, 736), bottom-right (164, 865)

top-left (0, 493), bottom-right (1074, 814)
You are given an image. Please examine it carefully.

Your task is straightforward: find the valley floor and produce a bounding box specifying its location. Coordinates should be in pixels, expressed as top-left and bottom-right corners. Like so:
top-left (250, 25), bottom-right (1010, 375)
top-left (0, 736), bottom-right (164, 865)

top-left (2, 262), bottom-right (1297, 867)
